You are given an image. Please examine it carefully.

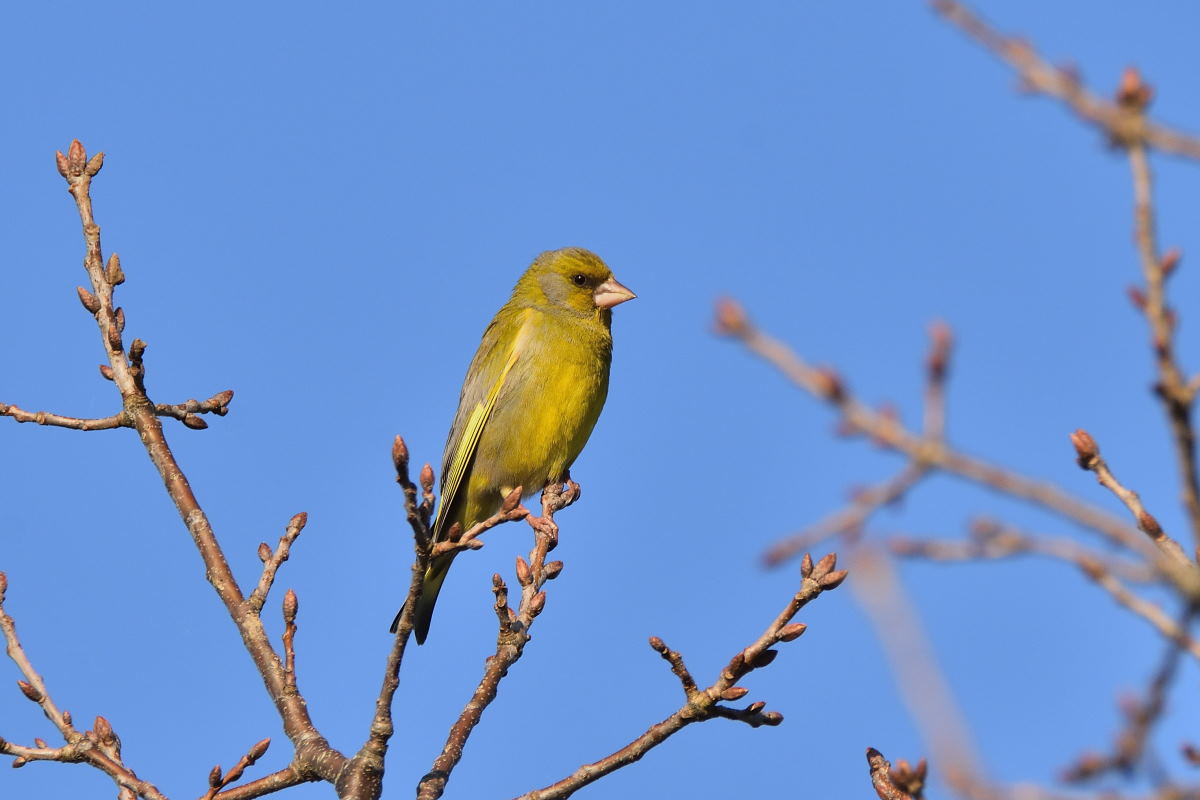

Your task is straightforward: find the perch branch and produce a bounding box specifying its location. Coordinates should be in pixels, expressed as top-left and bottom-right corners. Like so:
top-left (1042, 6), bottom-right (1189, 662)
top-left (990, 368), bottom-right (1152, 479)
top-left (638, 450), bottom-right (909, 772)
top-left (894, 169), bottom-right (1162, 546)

top-left (416, 479), bottom-right (579, 800)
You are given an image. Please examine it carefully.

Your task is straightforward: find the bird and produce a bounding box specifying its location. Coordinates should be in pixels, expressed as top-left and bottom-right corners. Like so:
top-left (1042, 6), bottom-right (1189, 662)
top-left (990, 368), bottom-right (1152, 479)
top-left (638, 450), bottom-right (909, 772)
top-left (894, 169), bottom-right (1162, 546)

top-left (392, 247), bottom-right (636, 643)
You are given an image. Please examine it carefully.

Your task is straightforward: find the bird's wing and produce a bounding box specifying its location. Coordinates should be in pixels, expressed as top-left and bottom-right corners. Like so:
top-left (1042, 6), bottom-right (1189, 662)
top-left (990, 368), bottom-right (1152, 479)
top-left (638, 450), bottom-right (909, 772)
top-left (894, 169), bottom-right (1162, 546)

top-left (432, 307), bottom-right (532, 541)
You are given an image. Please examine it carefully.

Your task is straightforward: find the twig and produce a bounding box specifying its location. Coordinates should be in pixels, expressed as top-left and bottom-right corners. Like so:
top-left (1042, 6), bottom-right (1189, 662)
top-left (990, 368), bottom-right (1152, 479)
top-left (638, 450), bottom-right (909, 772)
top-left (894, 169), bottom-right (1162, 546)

top-left (201, 738), bottom-right (272, 800)
top-left (1069, 430), bottom-right (1196, 583)
top-left (889, 519), bottom-right (1156, 585)
top-left (716, 299), bottom-right (1152, 561)
top-left (933, 0), bottom-right (1200, 553)
top-left (765, 464), bottom-right (927, 566)
top-left (848, 546), bottom-right (987, 796)
top-left (868, 747), bottom-right (927, 800)
top-left (431, 486), bottom-right (530, 558)
top-left (48, 141), bottom-right (347, 786)
top-left (1063, 623), bottom-right (1187, 782)
top-left (1125, 133), bottom-right (1200, 547)
top-left (0, 392), bottom-right (234, 431)
top-left (930, 0), bottom-right (1200, 159)
top-left (891, 522), bottom-right (1200, 660)
top-left (416, 480), bottom-right (579, 800)
top-left (211, 765), bottom-right (312, 800)
top-left (248, 513), bottom-right (308, 614)
top-left (512, 552), bottom-right (846, 800)
top-left (1080, 564), bottom-right (1200, 660)
top-left (924, 321), bottom-right (953, 441)
top-left (281, 590), bottom-right (299, 692)
top-left (0, 572), bottom-right (168, 799)
top-left (342, 438), bottom-right (437, 800)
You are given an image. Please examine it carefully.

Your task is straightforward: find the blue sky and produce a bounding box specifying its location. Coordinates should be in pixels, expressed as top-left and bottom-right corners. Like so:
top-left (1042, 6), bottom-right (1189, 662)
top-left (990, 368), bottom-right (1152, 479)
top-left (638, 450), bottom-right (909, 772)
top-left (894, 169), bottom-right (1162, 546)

top-left (3, 1), bottom-right (1200, 798)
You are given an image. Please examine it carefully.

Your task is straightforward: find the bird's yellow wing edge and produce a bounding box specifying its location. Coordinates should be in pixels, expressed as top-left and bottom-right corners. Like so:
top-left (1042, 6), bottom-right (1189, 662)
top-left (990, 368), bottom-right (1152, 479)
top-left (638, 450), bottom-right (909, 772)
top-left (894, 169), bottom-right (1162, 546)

top-left (431, 310), bottom-right (531, 541)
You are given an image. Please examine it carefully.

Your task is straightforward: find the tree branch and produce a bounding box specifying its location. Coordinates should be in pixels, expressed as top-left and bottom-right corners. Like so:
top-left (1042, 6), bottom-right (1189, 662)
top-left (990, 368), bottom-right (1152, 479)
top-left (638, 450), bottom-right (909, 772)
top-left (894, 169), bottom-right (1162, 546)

top-left (930, 0), bottom-right (1200, 160)
top-left (512, 552), bottom-right (846, 800)
top-left (867, 747), bottom-right (926, 800)
top-left (49, 140), bottom-right (346, 788)
top-left (889, 518), bottom-right (1156, 585)
top-left (0, 572), bottom-right (168, 799)
top-left (1125, 134), bottom-right (1200, 547)
top-left (716, 299), bottom-right (1153, 562)
top-left (0, 393), bottom-right (233, 431)
top-left (1069, 429), bottom-right (1198, 587)
top-left (416, 480), bottom-right (579, 800)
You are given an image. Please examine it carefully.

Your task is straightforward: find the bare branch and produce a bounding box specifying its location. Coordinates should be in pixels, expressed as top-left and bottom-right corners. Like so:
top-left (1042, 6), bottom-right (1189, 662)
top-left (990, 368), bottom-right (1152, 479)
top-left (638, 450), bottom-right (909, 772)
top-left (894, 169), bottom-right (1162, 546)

top-left (849, 547), bottom-right (986, 795)
top-left (201, 738), bottom-right (272, 800)
top-left (1063, 626), bottom-right (1186, 782)
top-left (1069, 429), bottom-right (1197, 583)
top-left (717, 298), bottom-right (1152, 561)
top-left (867, 747), bottom-right (926, 800)
top-left (49, 140), bottom-right (347, 785)
top-left (0, 571), bottom-right (168, 799)
top-left (212, 765), bottom-right (313, 800)
top-left (931, 0), bottom-right (1200, 160)
top-left (0, 392), bottom-right (233, 432)
top-left (248, 513), bottom-right (308, 614)
top-left (512, 552), bottom-right (845, 800)
top-left (765, 464), bottom-right (927, 566)
top-left (416, 480), bottom-right (579, 800)
top-left (890, 518), bottom-right (1156, 584)
top-left (1125, 136), bottom-right (1200, 546)
top-left (923, 321), bottom-right (953, 441)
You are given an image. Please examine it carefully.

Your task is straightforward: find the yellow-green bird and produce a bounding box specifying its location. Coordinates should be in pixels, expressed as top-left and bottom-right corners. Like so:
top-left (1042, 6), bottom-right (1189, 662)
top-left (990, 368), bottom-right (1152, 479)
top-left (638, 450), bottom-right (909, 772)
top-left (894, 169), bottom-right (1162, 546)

top-left (393, 247), bottom-right (636, 643)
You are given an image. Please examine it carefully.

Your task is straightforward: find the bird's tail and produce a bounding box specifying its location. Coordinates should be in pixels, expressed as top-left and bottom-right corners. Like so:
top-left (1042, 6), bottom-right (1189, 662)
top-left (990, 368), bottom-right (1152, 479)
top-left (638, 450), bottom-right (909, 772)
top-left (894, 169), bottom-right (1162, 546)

top-left (389, 554), bottom-right (454, 644)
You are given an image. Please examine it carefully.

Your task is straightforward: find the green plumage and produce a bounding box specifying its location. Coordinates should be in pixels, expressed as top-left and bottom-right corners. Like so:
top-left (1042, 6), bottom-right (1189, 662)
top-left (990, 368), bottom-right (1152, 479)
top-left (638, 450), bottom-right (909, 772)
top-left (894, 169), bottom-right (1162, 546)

top-left (391, 247), bottom-right (635, 643)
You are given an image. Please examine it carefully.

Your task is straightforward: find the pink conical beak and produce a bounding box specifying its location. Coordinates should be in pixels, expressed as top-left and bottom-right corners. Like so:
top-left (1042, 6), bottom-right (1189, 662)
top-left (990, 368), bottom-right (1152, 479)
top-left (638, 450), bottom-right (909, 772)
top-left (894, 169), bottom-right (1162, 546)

top-left (594, 277), bottom-right (636, 309)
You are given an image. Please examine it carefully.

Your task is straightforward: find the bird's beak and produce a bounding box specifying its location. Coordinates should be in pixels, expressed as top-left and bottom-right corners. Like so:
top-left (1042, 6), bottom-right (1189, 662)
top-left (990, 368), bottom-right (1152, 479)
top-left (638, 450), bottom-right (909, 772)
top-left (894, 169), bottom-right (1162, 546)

top-left (594, 277), bottom-right (636, 309)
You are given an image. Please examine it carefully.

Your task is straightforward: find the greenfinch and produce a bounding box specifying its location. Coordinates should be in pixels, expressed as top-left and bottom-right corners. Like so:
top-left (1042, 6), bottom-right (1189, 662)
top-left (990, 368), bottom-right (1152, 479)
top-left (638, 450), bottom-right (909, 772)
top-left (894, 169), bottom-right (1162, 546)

top-left (393, 247), bottom-right (636, 643)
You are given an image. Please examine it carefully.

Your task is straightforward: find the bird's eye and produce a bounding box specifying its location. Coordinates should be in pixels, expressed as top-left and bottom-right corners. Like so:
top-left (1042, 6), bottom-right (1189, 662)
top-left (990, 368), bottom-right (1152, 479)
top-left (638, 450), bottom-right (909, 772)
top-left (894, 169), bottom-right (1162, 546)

top-left (571, 274), bottom-right (588, 287)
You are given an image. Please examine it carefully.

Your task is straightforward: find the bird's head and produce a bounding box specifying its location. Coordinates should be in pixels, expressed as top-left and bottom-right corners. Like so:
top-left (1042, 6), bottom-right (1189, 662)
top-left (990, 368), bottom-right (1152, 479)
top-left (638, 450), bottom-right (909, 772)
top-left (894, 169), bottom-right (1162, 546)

top-left (521, 247), bottom-right (636, 317)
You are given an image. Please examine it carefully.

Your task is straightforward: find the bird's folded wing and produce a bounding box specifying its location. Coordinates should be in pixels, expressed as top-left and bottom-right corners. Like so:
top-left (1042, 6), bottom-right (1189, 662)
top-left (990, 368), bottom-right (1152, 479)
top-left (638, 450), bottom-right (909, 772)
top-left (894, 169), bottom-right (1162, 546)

top-left (432, 310), bottom-right (530, 542)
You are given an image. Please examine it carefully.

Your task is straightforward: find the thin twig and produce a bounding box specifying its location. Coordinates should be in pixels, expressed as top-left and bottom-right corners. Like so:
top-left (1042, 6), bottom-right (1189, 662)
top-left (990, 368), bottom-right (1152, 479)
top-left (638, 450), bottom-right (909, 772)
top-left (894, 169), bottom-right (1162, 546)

top-left (889, 519), bottom-right (1156, 585)
top-left (248, 513), bottom-right (308, 614)
top-left (1069, 430), bottom-right (1197, 584)
top-left (868, 747), bottom-right (926, 800)
top-left (1126, 136), bottom-right (1200, 547)
top-left (1081, 565), bottom-right (1200, 660)
top-left (342, 438), bottom-right (437, 800)
top-left (200, 738), bottom-right (272, 800)
top-left (0, 572), bottom-right (169, 799)
top-left (211, 765), bottom-right (313, 800)
top-left (765, 464), bottom-right (928, 566)
top-left (50, 141), bottom-right (346, 785)
top-left (715, 300), bottom-right (1151, 561)
top-left (933, 0), bottom-right (1200, 553)
top-left (0, 392), bottom-right (233, 431)
top-left (849, 547), bottom-right (986, 797)
top-left (417, 480), bottom-right (579, 800)
top-left (924, 321), bottom-right (952, 441)
top-left (931, 0), bottom-right (1200, 160)
top-left (1063, 620), bottom-right (1188, 781)
top-left (512, 552), bottom-right (846, 800)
